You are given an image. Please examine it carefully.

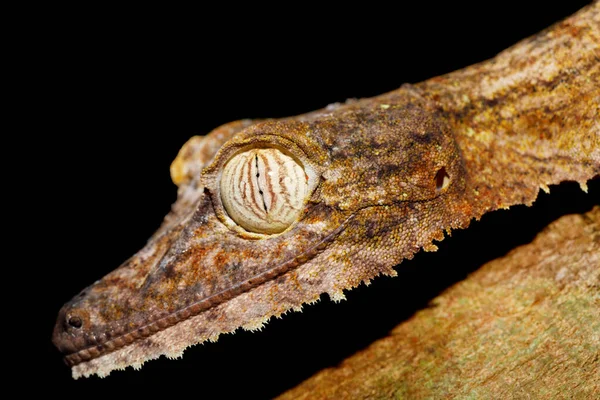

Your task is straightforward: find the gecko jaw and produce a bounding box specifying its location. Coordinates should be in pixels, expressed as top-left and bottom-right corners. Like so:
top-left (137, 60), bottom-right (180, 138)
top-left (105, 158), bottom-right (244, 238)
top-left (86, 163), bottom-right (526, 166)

top-left (59, 215), bottom-right (354, 367)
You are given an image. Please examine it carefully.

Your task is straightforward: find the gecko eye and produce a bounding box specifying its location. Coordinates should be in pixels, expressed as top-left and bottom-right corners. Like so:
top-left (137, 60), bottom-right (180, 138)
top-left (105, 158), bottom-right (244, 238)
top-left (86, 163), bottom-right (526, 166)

top-left (220, 148), bottom-right (309, 234)
top-left (67, 316), bottom-right (83, 329)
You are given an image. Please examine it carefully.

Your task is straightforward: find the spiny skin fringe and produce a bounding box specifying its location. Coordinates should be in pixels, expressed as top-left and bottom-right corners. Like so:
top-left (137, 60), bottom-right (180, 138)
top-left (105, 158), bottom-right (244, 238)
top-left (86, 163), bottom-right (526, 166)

top-left (71, 177), bottom-right (595, 379)
top-left (72, 273), bottom-right (393, 379)
top-left (77, 185), bottom-right (596, 378)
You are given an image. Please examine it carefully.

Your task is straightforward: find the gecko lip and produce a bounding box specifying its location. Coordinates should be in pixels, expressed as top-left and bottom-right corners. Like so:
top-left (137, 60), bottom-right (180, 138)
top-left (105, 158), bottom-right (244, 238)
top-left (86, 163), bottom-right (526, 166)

top-left (53, 215), bottom-right (354, 367)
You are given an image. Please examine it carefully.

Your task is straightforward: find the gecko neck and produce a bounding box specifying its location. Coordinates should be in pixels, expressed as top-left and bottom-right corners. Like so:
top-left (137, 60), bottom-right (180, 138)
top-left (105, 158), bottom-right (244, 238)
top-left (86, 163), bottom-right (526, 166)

top-left (411, 2), bottom-right (599, 209)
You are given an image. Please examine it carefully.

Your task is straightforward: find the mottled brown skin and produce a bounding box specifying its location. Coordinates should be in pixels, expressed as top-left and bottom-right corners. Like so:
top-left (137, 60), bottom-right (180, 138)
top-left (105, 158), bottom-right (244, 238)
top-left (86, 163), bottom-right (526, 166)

top-left (53, 2), bottom-right (599, 378)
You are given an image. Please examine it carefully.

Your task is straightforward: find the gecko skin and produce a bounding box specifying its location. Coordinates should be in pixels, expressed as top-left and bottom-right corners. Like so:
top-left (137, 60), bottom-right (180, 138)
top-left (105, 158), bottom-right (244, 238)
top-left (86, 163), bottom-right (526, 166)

top-left (53, 3), bottom-right (599, 379)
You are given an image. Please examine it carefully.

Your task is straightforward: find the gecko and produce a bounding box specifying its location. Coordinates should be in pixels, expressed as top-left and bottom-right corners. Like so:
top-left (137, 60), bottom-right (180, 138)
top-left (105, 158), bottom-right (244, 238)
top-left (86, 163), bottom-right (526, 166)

top-left (53, 2), bottom-right (599, 379)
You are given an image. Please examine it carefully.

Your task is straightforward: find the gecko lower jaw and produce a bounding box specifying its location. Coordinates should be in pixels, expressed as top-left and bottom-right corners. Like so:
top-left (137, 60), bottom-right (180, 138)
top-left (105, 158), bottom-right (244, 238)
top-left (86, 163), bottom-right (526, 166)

top-left (54, 215), bottom-right (354, 367)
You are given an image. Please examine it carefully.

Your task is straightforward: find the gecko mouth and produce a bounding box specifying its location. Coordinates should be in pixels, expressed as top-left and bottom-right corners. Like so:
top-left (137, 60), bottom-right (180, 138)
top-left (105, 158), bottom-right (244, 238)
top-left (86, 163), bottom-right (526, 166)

top-left (59, 216), bottom-right (353, 367)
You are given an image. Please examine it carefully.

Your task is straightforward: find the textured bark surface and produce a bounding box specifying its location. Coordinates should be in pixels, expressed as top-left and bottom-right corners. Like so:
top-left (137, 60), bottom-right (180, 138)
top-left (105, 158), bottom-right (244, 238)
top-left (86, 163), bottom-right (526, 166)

top-left (279, 207), bottom-right (600, 399)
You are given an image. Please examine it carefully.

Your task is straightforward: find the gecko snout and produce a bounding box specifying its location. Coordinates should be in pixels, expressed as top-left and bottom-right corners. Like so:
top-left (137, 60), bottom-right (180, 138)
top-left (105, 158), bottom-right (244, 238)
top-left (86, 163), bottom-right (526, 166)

top-left (52, 304), bottom-right (91, 356)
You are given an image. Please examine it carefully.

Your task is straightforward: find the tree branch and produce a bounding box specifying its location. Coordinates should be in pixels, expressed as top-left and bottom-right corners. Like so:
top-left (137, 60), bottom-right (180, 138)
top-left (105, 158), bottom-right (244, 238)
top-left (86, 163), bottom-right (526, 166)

top-left (279, 207), bottom-right (600, 399)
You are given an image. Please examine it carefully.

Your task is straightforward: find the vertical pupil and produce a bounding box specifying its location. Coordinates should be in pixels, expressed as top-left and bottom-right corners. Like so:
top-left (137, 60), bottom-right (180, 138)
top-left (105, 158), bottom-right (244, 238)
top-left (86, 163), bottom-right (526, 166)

top-left (255, 153), bottom-right (268, 212)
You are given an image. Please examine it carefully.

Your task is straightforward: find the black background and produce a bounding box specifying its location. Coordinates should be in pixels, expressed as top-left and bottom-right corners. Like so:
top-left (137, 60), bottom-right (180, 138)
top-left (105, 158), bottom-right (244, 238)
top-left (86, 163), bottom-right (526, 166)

top-left (32, 2), bottom-right (597, 398)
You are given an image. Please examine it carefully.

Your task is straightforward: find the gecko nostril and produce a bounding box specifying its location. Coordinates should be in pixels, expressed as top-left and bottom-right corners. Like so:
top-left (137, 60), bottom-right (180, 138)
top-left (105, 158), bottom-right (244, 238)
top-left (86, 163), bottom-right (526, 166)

top-left (68, 316), bottom-right (83, 329)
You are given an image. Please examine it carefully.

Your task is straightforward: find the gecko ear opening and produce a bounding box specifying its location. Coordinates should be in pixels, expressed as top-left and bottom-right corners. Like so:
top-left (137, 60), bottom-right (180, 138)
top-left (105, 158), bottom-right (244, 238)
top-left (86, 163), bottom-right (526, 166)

top-left (435, 167), bottom-right (450, 192)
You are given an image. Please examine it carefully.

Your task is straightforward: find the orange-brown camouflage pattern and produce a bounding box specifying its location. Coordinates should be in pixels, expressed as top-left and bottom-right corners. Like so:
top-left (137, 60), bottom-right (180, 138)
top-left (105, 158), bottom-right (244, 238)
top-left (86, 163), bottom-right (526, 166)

top-left (53, 2), bottom-right (599, 378)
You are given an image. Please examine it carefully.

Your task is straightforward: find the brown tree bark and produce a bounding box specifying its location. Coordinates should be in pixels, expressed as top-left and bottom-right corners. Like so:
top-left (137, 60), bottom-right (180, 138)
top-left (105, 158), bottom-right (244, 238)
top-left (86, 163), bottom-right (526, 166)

top-left (279, 207), bottom-right (600, 399)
